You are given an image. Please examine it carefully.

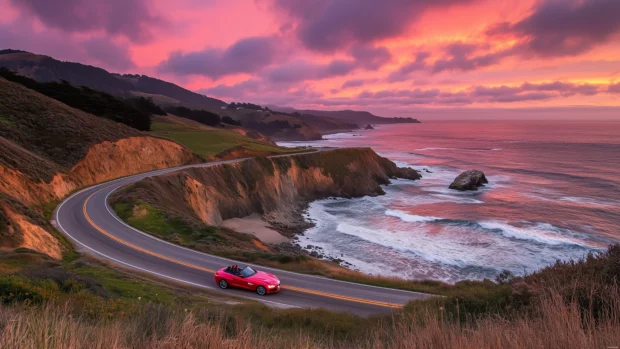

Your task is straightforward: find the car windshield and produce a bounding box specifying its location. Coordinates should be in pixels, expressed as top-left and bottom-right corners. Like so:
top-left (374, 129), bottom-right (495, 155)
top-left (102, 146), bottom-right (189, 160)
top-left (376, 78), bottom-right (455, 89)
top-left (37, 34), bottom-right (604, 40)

top-left (239, 266), bottom-right (257, 278)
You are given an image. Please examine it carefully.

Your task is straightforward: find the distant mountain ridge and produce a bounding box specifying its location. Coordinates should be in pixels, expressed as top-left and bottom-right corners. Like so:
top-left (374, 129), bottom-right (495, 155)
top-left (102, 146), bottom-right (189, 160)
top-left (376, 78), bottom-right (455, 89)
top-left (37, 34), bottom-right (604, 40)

top-left (0, 49), bottom-right (226, 111)
top-left (269, 106), bottom-right (420, 124)
top-left (0, 49), bottom-right (418, 140)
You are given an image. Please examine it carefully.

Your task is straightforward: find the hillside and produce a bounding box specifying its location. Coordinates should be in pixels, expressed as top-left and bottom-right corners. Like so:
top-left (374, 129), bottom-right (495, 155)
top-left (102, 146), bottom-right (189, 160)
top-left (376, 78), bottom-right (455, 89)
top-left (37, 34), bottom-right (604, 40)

top-left (151, 114), bottom-right (305, 158)
top-left (219, 108), bottom-right (323, 141)
top-left (0, 50), bottom-right (226, 111)
top-left (0, 77), bottom-right (201, 258)
top-left (0, 50), bottom-right (353, 140)
top-left (0, 67), bottom-right (162, 131)
top-left (292, 112), bottom-right (359, 132)
top-left (271, 106), bottom-right (421, 124)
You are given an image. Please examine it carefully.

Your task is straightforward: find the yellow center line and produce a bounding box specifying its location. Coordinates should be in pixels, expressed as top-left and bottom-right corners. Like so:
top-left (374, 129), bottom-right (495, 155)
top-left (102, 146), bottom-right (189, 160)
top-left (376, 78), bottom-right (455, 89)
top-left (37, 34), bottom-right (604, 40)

top-left (82, 189), bottom-right (402, 309)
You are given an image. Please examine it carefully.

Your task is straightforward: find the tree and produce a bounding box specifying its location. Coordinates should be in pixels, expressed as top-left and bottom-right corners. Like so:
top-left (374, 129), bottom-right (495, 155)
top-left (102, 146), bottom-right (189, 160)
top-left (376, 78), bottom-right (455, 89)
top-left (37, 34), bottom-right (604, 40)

top-left (222, 116), bottom-right (241, 126)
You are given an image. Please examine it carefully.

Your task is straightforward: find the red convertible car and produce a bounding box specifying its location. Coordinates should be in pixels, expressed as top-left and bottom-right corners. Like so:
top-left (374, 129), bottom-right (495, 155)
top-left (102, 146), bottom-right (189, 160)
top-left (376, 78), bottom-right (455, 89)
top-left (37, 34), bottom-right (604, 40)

top-left (214, 265), bottom-right (281, 296)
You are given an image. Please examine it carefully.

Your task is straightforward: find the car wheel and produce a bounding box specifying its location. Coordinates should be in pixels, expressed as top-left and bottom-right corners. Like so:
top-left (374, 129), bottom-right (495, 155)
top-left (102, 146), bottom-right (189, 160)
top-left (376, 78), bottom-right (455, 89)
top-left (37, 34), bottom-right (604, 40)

top-left (219, 280), bottom-right (228, 289)
top-left (256, 285), bottom-right (266, 296)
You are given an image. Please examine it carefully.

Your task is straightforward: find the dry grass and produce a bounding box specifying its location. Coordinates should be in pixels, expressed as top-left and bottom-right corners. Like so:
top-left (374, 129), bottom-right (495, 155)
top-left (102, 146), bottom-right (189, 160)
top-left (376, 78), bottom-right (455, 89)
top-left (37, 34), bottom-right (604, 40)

top-left (1, 289), bottom-right (619, 349)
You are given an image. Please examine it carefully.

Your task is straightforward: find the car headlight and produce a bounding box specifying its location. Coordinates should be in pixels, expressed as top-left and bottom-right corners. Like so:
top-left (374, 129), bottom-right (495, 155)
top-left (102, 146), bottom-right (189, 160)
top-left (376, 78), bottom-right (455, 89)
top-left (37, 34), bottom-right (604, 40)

top-left (267, 285), bottom-right (276, 289)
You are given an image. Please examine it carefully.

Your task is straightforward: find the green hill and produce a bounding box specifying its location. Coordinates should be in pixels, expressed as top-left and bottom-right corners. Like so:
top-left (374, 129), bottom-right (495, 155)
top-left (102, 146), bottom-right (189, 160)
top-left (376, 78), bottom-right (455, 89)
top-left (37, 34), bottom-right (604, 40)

top-left (0, 50), bottom-right (226, 111)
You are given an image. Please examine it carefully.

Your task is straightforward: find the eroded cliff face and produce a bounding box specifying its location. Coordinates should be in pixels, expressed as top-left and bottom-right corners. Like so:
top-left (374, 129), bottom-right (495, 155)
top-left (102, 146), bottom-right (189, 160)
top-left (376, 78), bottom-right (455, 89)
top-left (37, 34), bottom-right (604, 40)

top-left (0, 136), bottom-right (199, 258)
top-left (0, 136), bottom-right (199, 206)
top-left (112, 148), bottom-right (420, 232)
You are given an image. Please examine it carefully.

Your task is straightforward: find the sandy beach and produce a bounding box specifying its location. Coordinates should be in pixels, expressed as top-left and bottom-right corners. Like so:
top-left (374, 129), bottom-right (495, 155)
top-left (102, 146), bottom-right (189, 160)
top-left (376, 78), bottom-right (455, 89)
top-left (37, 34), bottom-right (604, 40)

top-left (222, 214), bottom-right (289, 244)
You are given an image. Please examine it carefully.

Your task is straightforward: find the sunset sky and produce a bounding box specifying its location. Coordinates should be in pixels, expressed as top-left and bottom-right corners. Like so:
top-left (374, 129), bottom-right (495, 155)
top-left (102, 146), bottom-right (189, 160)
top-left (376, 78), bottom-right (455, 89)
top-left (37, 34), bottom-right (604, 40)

top-left (1, 0), bottom-right (620, 118)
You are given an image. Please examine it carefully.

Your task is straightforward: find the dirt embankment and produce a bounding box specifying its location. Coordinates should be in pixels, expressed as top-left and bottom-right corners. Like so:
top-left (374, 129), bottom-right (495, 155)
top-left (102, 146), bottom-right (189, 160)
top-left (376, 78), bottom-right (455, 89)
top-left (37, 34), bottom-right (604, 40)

top-left (1, 137), bottom-right (199, 207)
top-left (0, 136), bottom-right (199, 259)
top-left (112, 148), bottom-right (421, 238)
top-left (0, 77), bottom-right (201, 259)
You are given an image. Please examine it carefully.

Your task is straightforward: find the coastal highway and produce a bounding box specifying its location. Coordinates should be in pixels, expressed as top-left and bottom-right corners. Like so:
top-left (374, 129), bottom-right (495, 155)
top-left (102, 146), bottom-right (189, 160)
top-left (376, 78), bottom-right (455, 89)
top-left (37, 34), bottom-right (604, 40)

top-left (53, 156), bottom-right (430, 315)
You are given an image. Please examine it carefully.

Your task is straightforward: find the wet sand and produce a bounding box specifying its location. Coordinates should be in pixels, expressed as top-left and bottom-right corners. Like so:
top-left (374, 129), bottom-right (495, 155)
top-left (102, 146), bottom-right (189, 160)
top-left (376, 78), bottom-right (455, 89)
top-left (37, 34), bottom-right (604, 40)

top-left (222, 214), bottom-right (289, 244)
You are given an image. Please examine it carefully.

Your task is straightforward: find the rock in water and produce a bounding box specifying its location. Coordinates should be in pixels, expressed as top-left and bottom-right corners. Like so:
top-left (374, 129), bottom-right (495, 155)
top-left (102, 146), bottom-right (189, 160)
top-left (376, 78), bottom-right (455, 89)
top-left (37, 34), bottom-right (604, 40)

top-left (449, 170), bottom-right (488, 191)
top-left (396, 167), bottom-right (422, 180)
top-left (364, 124), bottom-right (375, 130)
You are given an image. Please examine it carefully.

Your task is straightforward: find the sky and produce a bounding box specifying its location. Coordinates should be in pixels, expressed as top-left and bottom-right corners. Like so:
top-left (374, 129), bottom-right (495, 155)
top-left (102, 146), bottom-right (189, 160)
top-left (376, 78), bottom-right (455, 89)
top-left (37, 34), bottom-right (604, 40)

top-left (1, 0), bottom-right (620, 118)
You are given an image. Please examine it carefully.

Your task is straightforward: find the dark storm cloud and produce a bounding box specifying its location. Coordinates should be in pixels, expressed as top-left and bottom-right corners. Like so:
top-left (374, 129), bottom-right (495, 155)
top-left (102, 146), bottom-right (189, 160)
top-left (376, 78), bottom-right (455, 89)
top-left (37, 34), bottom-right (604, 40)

top-left (9, 0), bottom-right (163, 43)
top-left (350, 46), bottom-right (392, 69)
top-left (487, 0), bottom-right (620, 57)
top-left (82, 37), bottom-right (136, 70)
top-left (200, 80), bottom-right (323, 105)
top-left (432, 42), bottom-right (512, 73)
top-left (388, 52), bottom-right (431, 82)
top-left (158, 36), bottom-right (281, 79)
top-left (267, 0), bottom-right (476, 52)
top-left (470, 82), bottom-right (603, 102)
top-left (0, 22), bottom-right (135, 72)
top-left (389, 0), bottom-right (620, 79)
top-left (350, 81), bottom-right (607, 106)
top-left (341, 79), bottom-right (368, 89)
top-left (264, 45), bottom-right (392, 83)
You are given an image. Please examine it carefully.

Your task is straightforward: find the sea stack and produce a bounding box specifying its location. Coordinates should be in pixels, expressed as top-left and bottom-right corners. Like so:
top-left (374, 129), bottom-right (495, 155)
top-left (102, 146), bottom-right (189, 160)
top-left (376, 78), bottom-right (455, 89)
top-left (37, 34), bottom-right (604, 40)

top-left (449, 170), bottom-right (488, 191)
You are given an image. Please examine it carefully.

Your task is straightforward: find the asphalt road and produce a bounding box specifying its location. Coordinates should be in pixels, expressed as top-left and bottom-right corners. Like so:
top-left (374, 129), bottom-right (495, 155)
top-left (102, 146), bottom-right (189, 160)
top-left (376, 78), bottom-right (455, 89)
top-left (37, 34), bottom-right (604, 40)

top-left (53, 155), bottom-right (430, 315)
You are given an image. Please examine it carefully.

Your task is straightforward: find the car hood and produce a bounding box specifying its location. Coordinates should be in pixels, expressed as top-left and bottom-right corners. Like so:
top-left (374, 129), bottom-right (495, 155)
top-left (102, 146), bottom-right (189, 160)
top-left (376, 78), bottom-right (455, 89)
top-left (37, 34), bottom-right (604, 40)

top-left (247, 271), bottom-right (280, 284)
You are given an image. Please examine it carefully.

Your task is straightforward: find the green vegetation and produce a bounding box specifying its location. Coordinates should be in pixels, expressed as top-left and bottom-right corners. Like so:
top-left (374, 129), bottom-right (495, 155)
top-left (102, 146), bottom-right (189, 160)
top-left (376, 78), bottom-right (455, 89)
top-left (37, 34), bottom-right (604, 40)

top-left (0, 246), bottom-right (619, 348)
top-left (151, 118), bottom-right (307, 158)
top-left (293, 148), bottom-right (386, 185)
top-left (227, 102), bottom-right (265, 110)
top-left (0, 68), bottom-right (161, 131)
top-left (113, 201), bottom-right (224, 245)
top-left (0, 50), bottom-right (226, 111)
top-left (0, 251), bottom-right (209, 317)
top-left (0, 114), bottom-right (14, 126)
top-left (0, 76), bottom-right (140, 179)
top-left (164, 106), bottom-right (221, 127)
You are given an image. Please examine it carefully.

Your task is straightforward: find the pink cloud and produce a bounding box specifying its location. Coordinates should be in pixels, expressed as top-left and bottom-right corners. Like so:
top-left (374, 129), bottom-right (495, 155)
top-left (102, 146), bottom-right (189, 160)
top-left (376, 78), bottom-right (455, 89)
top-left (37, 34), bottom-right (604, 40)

top-left (9, 0), bottom-right (164, 43)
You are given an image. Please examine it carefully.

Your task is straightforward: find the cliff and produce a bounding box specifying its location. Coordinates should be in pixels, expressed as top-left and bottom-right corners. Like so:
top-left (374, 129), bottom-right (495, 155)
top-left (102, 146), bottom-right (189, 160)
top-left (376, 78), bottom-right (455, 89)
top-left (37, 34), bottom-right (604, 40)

top-left (0, 78), bottom-right (201, 258)
top-left (111, 148), bottom-right (421, 237)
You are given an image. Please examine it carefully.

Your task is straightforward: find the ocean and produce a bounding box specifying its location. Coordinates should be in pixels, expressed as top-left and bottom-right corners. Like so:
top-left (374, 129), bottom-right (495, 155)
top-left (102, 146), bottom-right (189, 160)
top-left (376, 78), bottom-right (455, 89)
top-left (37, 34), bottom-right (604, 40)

top-left (278, 120), bottom-right (620, 283)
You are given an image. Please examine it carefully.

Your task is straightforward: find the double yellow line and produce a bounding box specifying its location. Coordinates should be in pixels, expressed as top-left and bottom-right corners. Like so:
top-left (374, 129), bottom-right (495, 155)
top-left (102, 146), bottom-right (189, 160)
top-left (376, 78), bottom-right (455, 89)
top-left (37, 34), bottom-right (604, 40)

top-left (82, 190), bottom-right (402, 309)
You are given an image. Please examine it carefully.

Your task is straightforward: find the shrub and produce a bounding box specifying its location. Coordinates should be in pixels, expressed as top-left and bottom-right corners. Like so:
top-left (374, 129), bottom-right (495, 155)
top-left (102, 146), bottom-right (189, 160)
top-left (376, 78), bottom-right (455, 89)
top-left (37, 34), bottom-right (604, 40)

top-left (165, 106), bottom-right (221, 126)
top-left (0, 68), bottom-right (152, 130)
top-left (221, 116), bottom-right (241, 126)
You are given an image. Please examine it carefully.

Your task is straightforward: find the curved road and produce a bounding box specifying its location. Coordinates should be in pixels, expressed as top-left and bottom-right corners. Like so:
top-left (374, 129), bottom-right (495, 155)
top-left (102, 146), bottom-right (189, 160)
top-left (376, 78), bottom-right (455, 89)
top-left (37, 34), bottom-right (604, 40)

top-left (53, 156), bottom-right (430, 315)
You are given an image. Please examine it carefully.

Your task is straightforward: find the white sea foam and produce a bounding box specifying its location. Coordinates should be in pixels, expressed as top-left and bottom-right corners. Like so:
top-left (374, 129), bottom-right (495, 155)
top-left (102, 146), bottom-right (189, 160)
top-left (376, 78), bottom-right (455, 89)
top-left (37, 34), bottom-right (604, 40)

top-left (385, 209), bottom-right (441, 222)
top-left (559, 196), bottom-right (614, 208)
top-left (323, 132), bottom-right (364, 140)
top-left (430, 194), bottom-right (484, 204)
top-left (416, 147), bottom-right (457, 151)
top-left (297, 196), bottom-right (609, 282)
top-left (477, 221), bottom-right (597, 247)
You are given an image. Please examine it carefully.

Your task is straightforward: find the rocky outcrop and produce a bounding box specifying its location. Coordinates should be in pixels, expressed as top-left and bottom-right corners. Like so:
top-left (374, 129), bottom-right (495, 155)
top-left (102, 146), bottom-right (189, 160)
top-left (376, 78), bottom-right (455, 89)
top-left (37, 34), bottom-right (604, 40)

top-left (449, 170), bottom-right (488, 191)
top-left (364, 124), bottom-right (375, 130)
top-left (111, 148), bottom-right (421, 230)
top-left (0, 136), bottom-right (200, 206)
top-left (395, 167), bottom-right (422, 181)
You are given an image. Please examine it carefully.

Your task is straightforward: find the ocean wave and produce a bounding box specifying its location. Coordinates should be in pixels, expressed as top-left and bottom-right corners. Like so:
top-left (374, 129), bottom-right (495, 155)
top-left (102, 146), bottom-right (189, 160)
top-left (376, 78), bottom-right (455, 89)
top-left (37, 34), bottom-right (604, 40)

top-left (416, 147), bottom-right (503, 152)
top-left (477, 221), bottom-right (597, 247)
top-left (333, 223), bottom-right (473, 267)
top-left (430, 194), bottom-right (484, 204)
top-left (559, 196), bottom-right (614, 208)
top-left (383, 208), bottom-right (596, 248)
top-left (416, 147), bottom-right (457, 151)
top-left (385, 209), bottom-right (441, 222)
top-left (298, 201), bottom-right (606, 281)
top-left (323, 132), bottom-right (363, 139)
